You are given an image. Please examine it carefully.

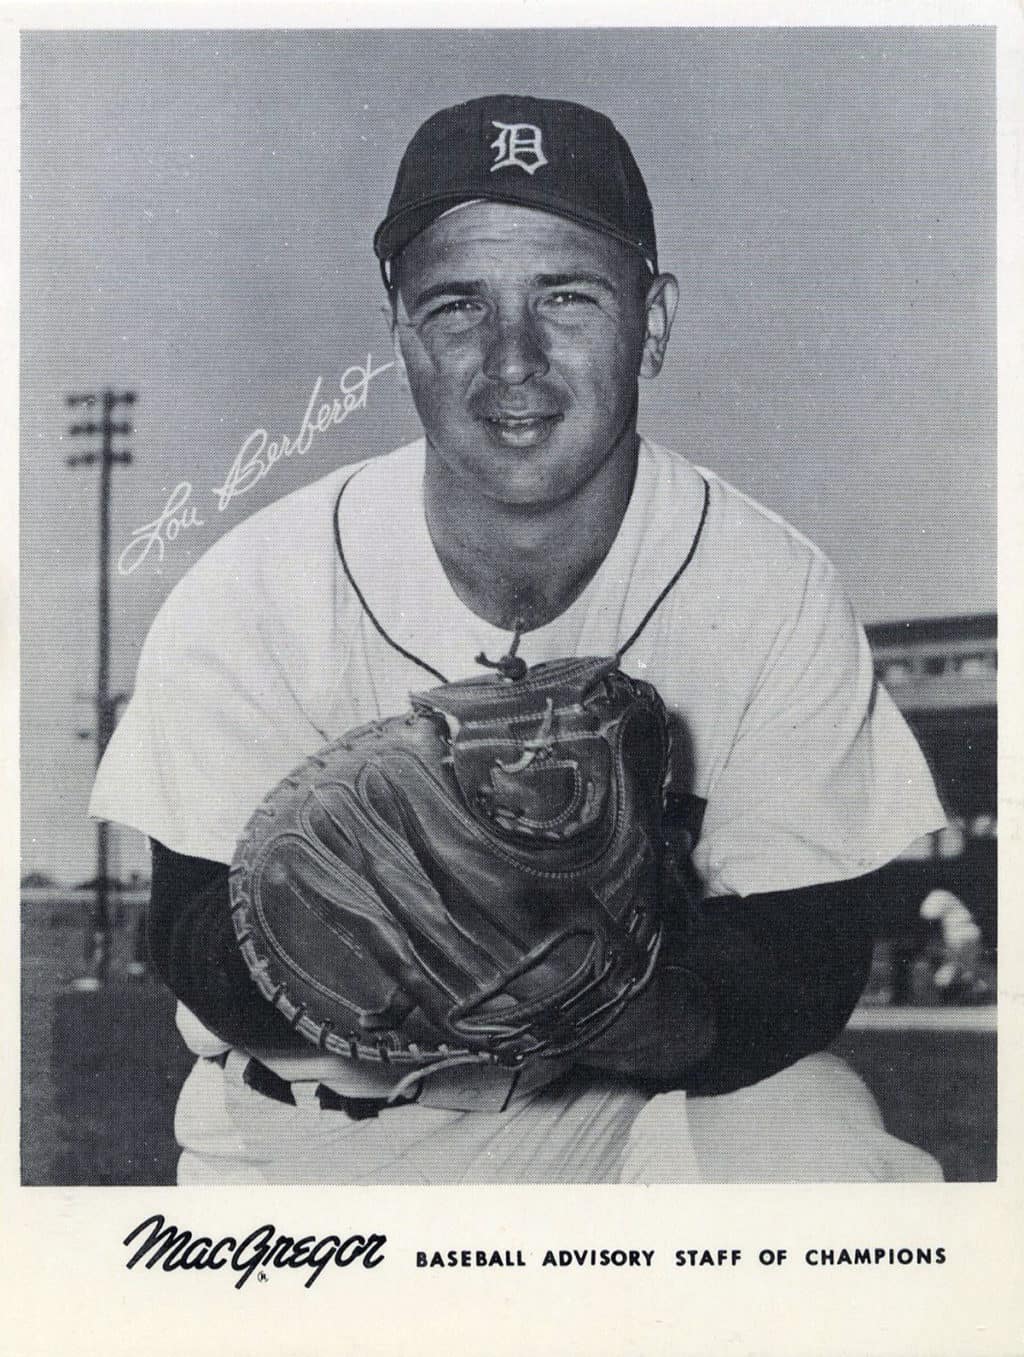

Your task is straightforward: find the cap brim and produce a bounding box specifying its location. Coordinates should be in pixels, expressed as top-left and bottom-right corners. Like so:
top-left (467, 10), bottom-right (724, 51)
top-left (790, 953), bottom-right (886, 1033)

top-left (374, 191), bottom-right (657, 274)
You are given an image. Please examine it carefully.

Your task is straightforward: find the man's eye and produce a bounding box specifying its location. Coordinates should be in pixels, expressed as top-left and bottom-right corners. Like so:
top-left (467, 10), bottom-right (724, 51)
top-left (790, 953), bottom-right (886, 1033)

top-left (543, 291), bottom-right (599, 309)
top-left (430, 298), bottom-right (485, 318)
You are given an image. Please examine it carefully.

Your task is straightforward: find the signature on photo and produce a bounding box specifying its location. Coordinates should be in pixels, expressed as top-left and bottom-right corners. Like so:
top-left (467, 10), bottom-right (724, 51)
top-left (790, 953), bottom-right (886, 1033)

top-left (117, 356), bottom-right (394, 577)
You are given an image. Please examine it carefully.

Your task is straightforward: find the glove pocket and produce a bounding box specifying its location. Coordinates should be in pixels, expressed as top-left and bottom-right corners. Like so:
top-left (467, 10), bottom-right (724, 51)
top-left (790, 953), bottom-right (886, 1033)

top-left (234, 829), bottom-right (418, 1034)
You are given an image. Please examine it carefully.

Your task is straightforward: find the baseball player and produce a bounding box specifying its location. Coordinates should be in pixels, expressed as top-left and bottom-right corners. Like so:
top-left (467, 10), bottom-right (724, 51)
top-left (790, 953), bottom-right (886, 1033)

top-left (921, 888), bottom-right (985, 997)
top-left (91, 95), bottom-right (946, 1184)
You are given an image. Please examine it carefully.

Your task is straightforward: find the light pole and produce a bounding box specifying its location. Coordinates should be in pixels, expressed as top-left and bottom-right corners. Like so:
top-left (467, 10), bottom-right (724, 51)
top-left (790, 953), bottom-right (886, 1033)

top-left (66, 388), bottom-right (135, 990)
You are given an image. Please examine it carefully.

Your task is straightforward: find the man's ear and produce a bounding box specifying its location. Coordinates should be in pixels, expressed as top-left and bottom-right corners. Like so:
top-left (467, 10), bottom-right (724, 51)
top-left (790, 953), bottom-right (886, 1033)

top-left (640, 273), bottom-right (679, 379)
top-left (382, 300), bottom-right (410, 388)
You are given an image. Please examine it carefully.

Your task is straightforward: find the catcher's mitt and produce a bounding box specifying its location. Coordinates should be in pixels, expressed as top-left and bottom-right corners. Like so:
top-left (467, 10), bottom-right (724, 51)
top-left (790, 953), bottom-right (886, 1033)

top-left (229, 656), bottom-right (682, 1083)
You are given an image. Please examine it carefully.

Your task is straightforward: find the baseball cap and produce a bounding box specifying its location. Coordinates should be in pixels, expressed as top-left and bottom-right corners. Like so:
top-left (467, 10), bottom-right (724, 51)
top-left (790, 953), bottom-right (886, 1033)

top-left (374, 95), bottom-right (658, 277)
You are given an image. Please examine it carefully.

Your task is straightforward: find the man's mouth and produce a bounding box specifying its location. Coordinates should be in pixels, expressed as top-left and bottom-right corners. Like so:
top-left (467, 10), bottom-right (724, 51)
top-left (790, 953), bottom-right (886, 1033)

top-left (481, 412), bottom-right (563, 448)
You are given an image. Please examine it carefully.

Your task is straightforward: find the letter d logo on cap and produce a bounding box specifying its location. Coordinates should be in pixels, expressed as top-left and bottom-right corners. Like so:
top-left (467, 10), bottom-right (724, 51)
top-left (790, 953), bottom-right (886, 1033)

top-left (489, 122), bottom-right (548, 175)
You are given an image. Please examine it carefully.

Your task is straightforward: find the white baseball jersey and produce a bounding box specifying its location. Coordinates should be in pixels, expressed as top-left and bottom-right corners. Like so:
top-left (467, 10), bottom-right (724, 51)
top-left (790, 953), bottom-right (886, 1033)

top-left (89, 437), bottom-right (945, 1184)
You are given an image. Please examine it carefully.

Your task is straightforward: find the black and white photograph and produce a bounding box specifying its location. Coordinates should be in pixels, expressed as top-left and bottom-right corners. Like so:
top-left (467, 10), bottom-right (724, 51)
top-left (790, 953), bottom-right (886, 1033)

top-left (11, 13), bottom-right (1018, 1355)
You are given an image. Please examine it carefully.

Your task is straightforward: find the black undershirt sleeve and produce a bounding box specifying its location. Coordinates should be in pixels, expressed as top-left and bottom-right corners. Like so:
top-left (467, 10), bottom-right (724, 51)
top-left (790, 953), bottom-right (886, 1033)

top-left (148, 836), bottom-right (876, 1089)
top-left (148, 839), bottom-right (307, 1053)
top-left (581, 871), bottom-right (878, 1095)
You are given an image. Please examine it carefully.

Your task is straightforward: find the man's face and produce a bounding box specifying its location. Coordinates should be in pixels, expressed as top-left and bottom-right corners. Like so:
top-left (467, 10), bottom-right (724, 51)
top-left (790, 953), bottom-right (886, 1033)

top-left (390, 201), bottom-right (677, 508)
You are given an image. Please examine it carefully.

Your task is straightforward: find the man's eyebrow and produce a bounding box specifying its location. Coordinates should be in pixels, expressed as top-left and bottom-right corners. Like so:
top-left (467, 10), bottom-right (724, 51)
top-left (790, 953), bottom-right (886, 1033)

top-left (533, 271), bottom-right (618, 295)
top-left (409, 279), bottom-right (486, 309)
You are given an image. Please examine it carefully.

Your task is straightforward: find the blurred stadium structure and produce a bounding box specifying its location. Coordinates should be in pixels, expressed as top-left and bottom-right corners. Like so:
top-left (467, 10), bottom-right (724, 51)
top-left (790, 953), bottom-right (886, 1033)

top-left (863, 613), bottom-right (997, 1009)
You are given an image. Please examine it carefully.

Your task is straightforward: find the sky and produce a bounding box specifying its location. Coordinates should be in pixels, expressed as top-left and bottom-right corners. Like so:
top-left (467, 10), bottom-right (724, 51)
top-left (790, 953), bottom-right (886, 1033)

top-left (20, 27), bottom-right (996, 879)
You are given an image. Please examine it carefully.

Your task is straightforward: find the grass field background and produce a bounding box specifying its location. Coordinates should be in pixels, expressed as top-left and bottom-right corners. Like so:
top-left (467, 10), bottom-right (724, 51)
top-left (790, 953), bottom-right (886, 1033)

top-left (22, 900), bottom-right (997, 1186)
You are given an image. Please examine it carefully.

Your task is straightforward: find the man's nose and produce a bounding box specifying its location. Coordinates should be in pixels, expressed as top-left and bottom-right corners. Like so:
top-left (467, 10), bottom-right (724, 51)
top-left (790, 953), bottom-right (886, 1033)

top-left (481, 309), bottom-right (549, 385)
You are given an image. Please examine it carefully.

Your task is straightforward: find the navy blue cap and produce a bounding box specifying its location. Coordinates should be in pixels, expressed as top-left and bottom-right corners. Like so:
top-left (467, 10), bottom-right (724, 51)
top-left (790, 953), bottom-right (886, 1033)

top-left (374, 95), bottom-right (658, 274)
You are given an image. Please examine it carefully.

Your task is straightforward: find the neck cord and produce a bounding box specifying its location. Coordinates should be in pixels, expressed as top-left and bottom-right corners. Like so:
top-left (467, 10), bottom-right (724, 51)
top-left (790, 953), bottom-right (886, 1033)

top-left (332, 468), bottom-right (711, 686)
top-left (614, 475), bottom-right (710, 661)
top-left (476, 619), bottom-right (527, 682)
top-left (332, 468), bottom-right (448, 685)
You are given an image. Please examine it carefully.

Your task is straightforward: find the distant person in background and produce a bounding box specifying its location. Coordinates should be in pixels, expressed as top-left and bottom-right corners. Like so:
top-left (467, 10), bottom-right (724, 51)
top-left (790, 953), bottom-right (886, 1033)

top-left (920, 888), bottom-right (987, 1001)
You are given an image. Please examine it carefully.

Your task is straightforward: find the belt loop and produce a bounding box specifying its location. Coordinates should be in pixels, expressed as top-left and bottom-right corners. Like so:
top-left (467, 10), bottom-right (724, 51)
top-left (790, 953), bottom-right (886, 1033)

top-left (291, 1082), bottom-right (323, 1110)
top-left (499, 1068), bottom-right (521, 1112)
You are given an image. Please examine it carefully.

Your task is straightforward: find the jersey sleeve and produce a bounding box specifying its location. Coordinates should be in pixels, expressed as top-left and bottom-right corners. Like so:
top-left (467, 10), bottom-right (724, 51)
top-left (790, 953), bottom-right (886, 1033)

top-left (88, 538), bottom-right (330, 865)
top-left (691, 552), bottom-right (946, 899)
